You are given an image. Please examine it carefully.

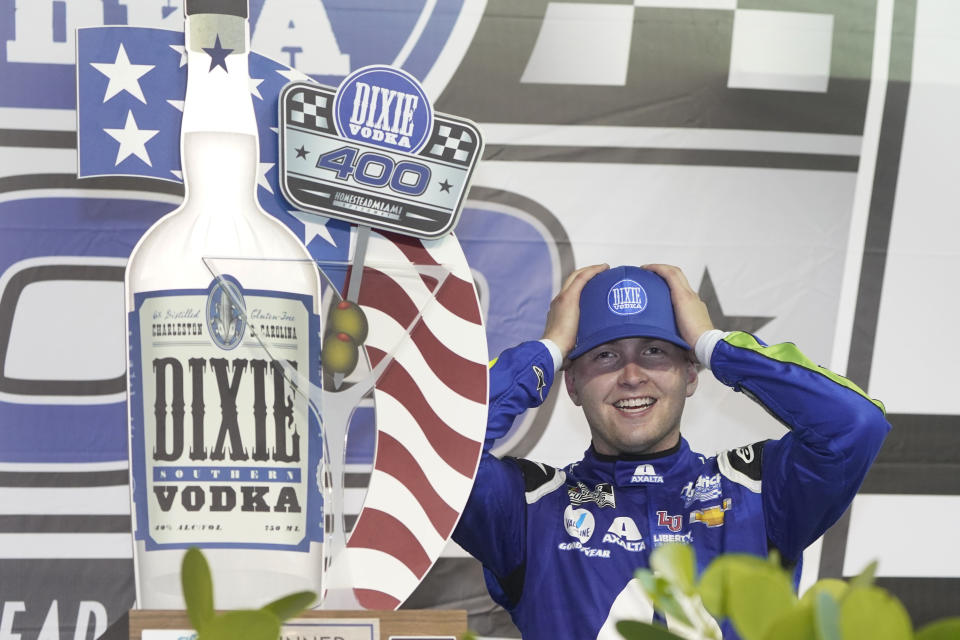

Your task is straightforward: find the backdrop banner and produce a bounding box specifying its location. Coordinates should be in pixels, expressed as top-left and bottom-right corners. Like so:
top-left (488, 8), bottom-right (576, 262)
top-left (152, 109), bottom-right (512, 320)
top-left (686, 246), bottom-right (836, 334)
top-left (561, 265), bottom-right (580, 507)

top-left (1, 1), bottom-right (958, 638)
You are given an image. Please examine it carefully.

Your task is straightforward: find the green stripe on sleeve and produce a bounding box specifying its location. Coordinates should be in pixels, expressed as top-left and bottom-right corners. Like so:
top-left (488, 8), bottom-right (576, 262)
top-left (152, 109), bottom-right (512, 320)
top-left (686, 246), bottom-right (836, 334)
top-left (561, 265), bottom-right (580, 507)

top-left (723, 331), bottom-right (886, 413)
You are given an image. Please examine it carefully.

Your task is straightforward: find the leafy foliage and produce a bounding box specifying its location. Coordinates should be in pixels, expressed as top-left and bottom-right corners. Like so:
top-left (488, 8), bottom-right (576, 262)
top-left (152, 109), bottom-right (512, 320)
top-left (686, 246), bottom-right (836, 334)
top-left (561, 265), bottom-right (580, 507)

top-left (618, 544), bottom-right (958, 640)
top-left (179, 547), bottom-right (316, 640)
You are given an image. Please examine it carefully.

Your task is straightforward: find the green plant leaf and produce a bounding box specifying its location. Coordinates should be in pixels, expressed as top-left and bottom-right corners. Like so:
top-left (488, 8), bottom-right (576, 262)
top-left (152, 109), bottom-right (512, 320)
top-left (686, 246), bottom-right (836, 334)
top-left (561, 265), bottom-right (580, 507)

top-left (651, 543), bottom-right (697, 595)
top-left (635, 568), bottom-right (658, 594)
top-left (616, 620), bottom-right (687, 640)
top-left (847, 560), bottom-right (878, 591)
top-left (698, 554), bottom-right (775, 619)
top-left (654, 577), bottom-right (692, 626)
top-left (199, 610), bottom-right (280, 640)
top-left (915, 617), bottom-right (960, 640)
top-left (633, 569), bottom-right (689, 626)
top-left (800, 579), bottom-right (849, 608)
top-left (761, 602), bottom-right (815, 640)
top-left (813, 590), bottom-right (841, 640)
top-left (839, 586), bottom-right (912, 640)
top-left (181, 547), bottom-right (215, 632)
top-left (261, 590), bottom-right (316, 622)
top-left (725, 560), bottom-right (797, 640)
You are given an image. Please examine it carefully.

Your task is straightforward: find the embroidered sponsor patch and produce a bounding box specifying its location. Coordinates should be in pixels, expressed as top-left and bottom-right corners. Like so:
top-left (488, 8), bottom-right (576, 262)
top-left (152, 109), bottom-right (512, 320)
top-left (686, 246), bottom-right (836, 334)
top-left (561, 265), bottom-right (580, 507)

top-left (630, 463), bottom-right (663, 484)
top-left (601, 516), bottom-right (646, 552)
top-left (680, 473), bottom-right (722, 507)
top-left (690, 498), bottom-right (733, 528)
top-left (568, 481), bottom-right (616, 508)
top-left (607, 278), bottom-right (647, 316)
top-left (563, 504), bottom-right (595, 543)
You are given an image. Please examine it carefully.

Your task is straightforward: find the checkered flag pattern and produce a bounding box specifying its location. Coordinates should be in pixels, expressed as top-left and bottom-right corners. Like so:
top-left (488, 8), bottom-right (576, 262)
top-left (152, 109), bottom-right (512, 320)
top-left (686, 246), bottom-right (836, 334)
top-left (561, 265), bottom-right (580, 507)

top-left (288, 90), bottom-right (333, 133)
top-left (425, 123), bottom-right (477, 165)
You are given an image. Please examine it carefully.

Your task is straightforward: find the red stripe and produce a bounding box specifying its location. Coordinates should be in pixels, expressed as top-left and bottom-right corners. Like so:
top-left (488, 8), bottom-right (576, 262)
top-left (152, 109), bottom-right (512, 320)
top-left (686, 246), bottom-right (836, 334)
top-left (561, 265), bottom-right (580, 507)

top-left (381, 232), bottom-right (439, 266)
top-left (373, 431), bottom-right (459, 537)
top-left (354, 589), bottom-right (400, 610)
top-left (367, 347), bottom-right (480, 477)
top-left (357, 266), bottom-right (481, 328)
top-left (378, 233), bottom-right (443, 292)
top-left (347, 508), bottom-right (431, 577)
top-left (358, 268), bottom-right (418, 325)
top-left (354, 290), bottom-right (486, 403)
top-left (434, 274), bottom-right (482, 324)
top-left (409, 321), bottom-right (487, 403)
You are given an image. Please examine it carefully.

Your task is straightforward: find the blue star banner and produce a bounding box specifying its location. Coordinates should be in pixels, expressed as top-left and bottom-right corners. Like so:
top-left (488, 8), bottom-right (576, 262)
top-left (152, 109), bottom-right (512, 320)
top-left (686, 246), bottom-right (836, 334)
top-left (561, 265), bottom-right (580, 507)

top-left (76, 26), bottom-right (351, 271)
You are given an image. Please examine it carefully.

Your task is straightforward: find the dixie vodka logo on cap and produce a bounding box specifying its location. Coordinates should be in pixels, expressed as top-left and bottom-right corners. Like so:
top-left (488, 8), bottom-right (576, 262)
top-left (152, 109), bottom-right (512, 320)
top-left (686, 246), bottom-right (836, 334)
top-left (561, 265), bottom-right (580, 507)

top-left (333, 65), bottom-right (434, 154)
top-left (607, 279), bottom-right (647, 316)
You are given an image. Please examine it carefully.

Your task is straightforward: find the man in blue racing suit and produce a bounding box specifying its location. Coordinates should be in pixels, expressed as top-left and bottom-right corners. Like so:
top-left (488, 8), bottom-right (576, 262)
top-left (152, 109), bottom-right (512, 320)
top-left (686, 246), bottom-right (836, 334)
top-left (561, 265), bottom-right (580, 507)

top-left (452, 263), bottom-right (889, 639)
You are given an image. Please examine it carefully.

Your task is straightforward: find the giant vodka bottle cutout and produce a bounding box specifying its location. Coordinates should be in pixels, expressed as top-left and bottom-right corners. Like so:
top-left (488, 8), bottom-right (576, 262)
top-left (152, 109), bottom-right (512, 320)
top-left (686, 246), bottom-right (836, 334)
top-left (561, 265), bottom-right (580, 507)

top-left (124, 0), bottom-right (324, 608)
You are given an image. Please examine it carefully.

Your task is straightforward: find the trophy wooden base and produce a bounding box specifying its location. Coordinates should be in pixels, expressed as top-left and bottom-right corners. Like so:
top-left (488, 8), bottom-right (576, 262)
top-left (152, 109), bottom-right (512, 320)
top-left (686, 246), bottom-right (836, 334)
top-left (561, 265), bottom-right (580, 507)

top-left (100, 609), bottom-right (467, 640)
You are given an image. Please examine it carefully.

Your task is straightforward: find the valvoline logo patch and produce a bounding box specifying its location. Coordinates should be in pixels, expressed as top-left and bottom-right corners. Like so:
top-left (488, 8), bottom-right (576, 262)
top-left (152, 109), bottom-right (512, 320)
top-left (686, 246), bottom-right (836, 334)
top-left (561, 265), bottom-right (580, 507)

top-left (607, 278), bottom-right (647, 316)
top-left (332, 65), bottom-right (434, 154)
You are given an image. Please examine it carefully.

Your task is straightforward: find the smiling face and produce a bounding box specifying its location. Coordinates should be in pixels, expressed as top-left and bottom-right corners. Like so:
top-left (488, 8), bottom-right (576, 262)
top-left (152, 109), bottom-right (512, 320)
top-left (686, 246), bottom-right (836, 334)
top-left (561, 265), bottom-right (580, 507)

top-left (564, 337), bottom-right (699, 456)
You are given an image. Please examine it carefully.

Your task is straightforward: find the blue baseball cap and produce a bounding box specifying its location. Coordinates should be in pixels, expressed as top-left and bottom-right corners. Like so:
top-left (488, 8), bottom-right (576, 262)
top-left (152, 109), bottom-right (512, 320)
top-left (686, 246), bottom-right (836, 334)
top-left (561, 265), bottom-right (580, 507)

top-left (568, 266), bottom-right (690, 360)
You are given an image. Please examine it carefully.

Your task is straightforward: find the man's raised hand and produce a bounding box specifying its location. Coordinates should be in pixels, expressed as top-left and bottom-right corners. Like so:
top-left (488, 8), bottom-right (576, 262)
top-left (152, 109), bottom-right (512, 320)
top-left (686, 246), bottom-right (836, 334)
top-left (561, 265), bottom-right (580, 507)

top-left (542, 263), bottom-right (609, 362)
top-left (642, 263), bottom-right (715, 350)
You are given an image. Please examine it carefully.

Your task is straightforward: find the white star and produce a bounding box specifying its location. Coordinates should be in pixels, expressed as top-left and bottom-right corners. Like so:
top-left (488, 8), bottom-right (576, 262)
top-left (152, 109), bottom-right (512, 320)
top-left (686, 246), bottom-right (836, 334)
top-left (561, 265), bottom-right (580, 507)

top-left (170, 169), bottom-right (183, 181)
top-left (277, 67), bottom-right (312, 84)
top-left (167, 99), bottom-right (184, 112)
top-left (103, 110), bottom-right (159, 166)
top-left (169, 43), bottom-right (187, 68)
top-left (257, 162), bottom-right (275, 194)
top-left (250, 77), bottom-right (265, 100)
top-left (290, 209), bottom-right (338, 247)
top-left (90, 43), bottom-right (154, 103)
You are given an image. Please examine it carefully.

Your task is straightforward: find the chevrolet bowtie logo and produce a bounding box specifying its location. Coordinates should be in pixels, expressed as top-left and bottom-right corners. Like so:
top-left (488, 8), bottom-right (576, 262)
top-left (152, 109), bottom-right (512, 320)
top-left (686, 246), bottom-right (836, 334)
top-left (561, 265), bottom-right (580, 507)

top-left (690, 498), bottom-right (732, 528)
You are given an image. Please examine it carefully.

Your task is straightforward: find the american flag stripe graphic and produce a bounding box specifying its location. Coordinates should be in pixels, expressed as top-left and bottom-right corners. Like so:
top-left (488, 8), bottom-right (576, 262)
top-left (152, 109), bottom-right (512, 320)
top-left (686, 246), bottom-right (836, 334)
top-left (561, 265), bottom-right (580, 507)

top-left (364, 351), bottom-right (480, 478)
top-left (358, 469), bottom-right (448, 549)
top-left (362, 306), bottom-right (486, 407)
top-left (343, 230), bottom-right (487, 609)
top-left (357, 274), bottom-right (486, 404)
top-left (348, 508), bottom-right (433, 575)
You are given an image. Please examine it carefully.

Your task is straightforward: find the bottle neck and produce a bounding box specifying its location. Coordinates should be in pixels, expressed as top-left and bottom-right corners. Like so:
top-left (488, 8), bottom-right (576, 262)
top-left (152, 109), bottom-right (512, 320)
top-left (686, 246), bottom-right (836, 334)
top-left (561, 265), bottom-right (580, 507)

top-left (181, 11), bottom-right (259, 211)
top-left (182, 12), bottom-right (256, 137)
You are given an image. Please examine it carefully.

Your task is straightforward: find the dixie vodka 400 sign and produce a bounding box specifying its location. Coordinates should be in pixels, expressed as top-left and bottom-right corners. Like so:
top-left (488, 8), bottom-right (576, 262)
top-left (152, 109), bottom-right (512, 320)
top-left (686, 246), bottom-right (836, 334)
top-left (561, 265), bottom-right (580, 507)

top-left (279, 65), bottom-right (483, 239)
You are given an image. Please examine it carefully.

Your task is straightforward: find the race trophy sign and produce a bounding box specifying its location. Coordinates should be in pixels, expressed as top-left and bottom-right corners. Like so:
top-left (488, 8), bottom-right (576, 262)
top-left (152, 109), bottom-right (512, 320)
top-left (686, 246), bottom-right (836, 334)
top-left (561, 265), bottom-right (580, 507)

top-left (278, 65), bottom-right (482, 239)
top-left (268, 63), bottom-right (486, 611)
top-left (75, 0), bottom-right (488, 631)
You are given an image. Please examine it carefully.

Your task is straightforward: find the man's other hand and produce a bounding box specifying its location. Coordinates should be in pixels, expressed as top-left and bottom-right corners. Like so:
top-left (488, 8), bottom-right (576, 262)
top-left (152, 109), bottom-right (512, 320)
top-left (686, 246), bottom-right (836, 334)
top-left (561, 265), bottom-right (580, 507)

top-left (642, 263), bottom-right (715, 350)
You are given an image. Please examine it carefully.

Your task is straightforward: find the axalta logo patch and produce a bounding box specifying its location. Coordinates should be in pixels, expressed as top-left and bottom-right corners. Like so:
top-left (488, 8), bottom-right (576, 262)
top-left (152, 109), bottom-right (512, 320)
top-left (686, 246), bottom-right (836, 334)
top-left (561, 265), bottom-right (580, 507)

top-left (332, 65), bottom-right (433, 153)
top-left (690, 498), bottom-right (733, 528)
top-left (630, 463), bottom-right (663, 484)
top-left (607, 278), bottom-right (647, 316)
top-left (602, 517), bottom-right (645, 552)
top-left (681, 473), bottom-right (723, 507)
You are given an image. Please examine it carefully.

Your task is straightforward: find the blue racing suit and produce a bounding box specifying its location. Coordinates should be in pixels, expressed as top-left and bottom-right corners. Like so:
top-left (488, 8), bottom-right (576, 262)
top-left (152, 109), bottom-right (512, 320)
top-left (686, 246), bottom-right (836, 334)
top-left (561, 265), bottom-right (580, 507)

top-left (453, 331), bottom-right (889, 639)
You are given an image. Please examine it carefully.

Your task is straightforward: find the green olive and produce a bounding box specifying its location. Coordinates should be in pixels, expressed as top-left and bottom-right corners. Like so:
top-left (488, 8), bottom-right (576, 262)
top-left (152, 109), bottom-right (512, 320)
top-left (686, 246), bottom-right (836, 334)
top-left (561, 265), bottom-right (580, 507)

top-left (327, 300), bottom-right (369, 344)
top-left (322, 331), bottom-right (359, 376)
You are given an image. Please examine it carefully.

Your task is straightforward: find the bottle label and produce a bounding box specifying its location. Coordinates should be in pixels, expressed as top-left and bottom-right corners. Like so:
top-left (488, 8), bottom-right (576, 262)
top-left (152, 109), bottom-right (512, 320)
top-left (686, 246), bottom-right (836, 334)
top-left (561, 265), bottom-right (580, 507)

top-left (128, 276), bottom-right (322, 551)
